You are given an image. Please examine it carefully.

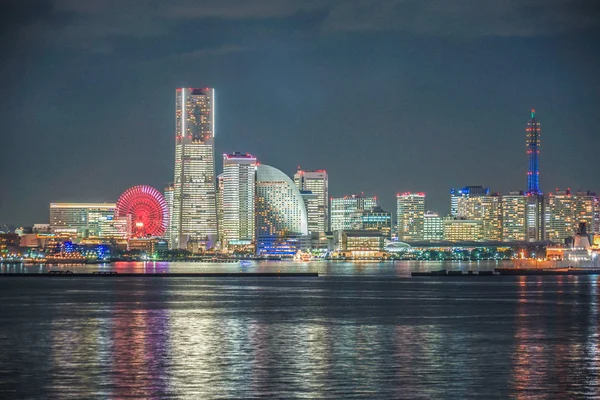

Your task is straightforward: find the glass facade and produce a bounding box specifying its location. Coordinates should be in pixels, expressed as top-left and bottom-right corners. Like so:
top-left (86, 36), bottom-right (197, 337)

top-left (255, 165), bottom-right (308, 256)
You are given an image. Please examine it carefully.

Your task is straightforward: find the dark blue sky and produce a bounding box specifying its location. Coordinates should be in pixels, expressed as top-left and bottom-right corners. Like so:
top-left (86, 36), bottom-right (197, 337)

top-left (1, 0), bottom-right (599, 225)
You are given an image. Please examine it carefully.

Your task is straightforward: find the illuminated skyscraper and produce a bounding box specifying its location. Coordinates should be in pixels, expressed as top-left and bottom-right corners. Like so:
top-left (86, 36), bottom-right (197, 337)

top-left (330, 194), bottom-right (378, 232)
top-left (171, 88), bottom-right (217, 249)
top-left (222, 152), bottom-right (256, 248)
top-left (396, 193), bottom-right (426, 241)
top-left (526, 109), bottom-right (541, 195)
top-left (294, 169), bottom-right (328, 233)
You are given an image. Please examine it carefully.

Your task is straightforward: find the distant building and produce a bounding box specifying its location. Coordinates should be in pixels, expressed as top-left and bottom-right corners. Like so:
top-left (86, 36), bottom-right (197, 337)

top-left (443, 218), bottom-right (483, 242)
top-left (545, 189), bottom-right (598, 242)
top-left (222, 152), bottom-right (256, 249)
top-left (49, 203), bottom-right (116, 238)
top-left (353, 206), bottom-right (393, 238)
top-left (424, 212), bottom-right (443, 241)
top-left (330, 194), bottom-right (378, 233)
top-left (334, 230), bottom-right (385, 258)
top-left (396, 192), bottom-right (426, 241)
top-left (255, 165), bottom-right (309, 256)
top-left (171, 87), bottom-right (218, 250)
top-left (456, 193), bottom-right (502, 241)
top-left (294, 169), bottom-right (328, 233)
top-left (544, 189), bottom-right (574, 242)
top-left (216, 174), bottom-right (224, 245)
top-left (450, 186), bottom-right (489, 217)
top-left (502, 192), bottom-right (527, 241)
top-left (164, 184), bottom-right (174, 243)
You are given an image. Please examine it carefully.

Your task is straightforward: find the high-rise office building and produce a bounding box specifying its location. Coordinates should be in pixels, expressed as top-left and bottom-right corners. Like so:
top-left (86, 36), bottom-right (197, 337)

top-left (456, 194), bottom-right (502, 241)
top-left (396, 192), bottom-right (426, 241)
top-left (423, 212), bottom-right (444, 241)
top-left (450, 186), bottom-right (489, 217)
top-left (330, 194), bottom-right (378, 232)
top-left (255, 165), bottom-right (309, 256)
top-left (171, 87), bottom-right (217, 249)
top-left (222, 152), bottom-right (256, 248)
top-left (294, 169), bottom-right (328, 233)
top-left (502, 192), bottom-right (527, 241)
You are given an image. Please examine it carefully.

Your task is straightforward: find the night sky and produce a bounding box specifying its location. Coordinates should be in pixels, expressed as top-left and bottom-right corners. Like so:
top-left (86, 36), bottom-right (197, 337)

top-left (1, 0), bottom-right (599, 226)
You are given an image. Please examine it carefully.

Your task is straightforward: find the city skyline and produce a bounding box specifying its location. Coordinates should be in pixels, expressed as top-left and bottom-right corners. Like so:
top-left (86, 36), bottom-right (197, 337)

top-left (1, 1), bottom-right (599, 226)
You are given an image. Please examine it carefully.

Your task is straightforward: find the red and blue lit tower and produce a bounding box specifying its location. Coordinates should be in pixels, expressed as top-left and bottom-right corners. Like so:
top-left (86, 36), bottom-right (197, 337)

top-left (526, 109), bottom-right (541, 195)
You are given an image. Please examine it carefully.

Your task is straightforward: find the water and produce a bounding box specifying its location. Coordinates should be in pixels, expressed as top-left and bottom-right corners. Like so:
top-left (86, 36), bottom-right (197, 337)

top-left (1, 261), bottom-right (599, 399)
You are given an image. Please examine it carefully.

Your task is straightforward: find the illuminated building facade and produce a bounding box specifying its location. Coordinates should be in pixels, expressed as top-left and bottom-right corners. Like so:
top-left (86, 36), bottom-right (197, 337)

top-left (545, 190), bottom-right (598, 242)
top-left (222, 152), bottom-right (256, 248)
top-left (49, 203), bottom-right (116, 238)
top-left (456, 194), bottom-right (502, 241)
top-left (334, 230), bottom-right (385, 258)
top-left (171, 87), bottom-right (217, 250)
top-left (255, 164), bottom-right (308, 256)
top-left (353, 206), bottom-right (393, 238)
top-left (216, 174), bottom-right (224, 245)
top-left (544, 189), bottom-right (575, 242)
top-left (164, 184), bottom-right (174, 243)
top-left (424, 212), bottom-right (443, 241)
top-left (572, 191), bottom-right (598, 234)
top-left (443, 219), bottom-right (483, 242)
top-left (450, 186), bottom-right (489, 217)
top-left (330, 194), bottom-right (378, 232)
top-left (396, 192), bottom-right (426, 241)
top-left (294, 170), bottom-right (328, 233)
top-left (502, 192), bottom-right (527, 241)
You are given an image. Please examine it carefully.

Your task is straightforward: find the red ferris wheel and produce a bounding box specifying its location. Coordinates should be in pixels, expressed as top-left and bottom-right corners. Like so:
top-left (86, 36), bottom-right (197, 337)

top-left (116, 185), bottom-right (168, 238)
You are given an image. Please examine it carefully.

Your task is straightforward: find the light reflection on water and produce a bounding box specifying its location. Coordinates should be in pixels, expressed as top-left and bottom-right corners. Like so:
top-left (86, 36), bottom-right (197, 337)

top-left (0, 264), bottom-right (599, 398)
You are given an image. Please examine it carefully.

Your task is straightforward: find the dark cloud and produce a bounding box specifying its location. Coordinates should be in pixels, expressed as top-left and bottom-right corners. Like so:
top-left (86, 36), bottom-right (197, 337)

top-left (0, 0), bottom-right (599, 225)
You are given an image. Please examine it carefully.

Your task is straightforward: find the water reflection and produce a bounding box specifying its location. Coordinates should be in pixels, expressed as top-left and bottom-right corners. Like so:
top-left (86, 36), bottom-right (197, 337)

top-left (2, 275), bottom-right (600, 397)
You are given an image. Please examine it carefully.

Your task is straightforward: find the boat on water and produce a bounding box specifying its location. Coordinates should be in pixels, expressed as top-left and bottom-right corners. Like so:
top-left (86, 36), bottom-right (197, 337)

top-left (239, 260), bottom-right (252, 267)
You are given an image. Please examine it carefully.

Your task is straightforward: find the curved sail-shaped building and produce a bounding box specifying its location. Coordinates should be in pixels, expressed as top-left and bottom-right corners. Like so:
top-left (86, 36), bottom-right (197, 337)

top-left (255, 164), bottom-right (308, 256)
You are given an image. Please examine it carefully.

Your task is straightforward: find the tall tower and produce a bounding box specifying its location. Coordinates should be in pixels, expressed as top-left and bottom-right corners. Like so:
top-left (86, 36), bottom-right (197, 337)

top-left (396, 192), bottom-right (426, 241)
top-left (171, 88), bottom-right (218, 250)
top-left (526, 109), bottom-right (541, 195)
